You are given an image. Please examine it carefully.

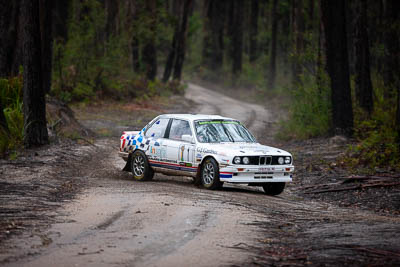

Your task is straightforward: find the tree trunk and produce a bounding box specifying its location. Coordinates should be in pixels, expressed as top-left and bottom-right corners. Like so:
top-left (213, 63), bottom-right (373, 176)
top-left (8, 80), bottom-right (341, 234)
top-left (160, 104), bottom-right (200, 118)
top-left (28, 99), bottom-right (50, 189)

top-left (0, 0), bottom-right (22, 77)
top-left (142, 43), bottom-right (157, 81)
top-left (345, 0), bottom-right (355, 75)
top-left (316, 0), bottom-right (325, 94)
top-left (163, 29), bottom-right (178, 82)
top-left (397, 88), bottom-right (400, 149)
top-left (21, 0), bottom-right (48, 147)
top-left (53, 0), bottom-right (69, 42)
top-left (292, 0), bottom-right (304, 85)
top-left (321, 0), bottom-right (353, 137)
top-left (105, 0), bottom-right (119, 40)
top-left (0, 0), bottom-right (13, 77)
top-left (231, 0), bottom-right (244, 76)
top-left (39, 0), bottom-right (53, 95)
top-left (173, 0), bottom-right (193, 80)
top-left (202, 0), bottom-right (226, 71)
top-left (354, 0), bottom-right (373, 115)
top-left (381, 1), bottom-right (400, 147)
top-left (163, 0), bottom-right (181, 82)
top-left (268, 0), bottom-right (278, 89)
top-left (249, 0), bottom-right (259, 63)
top-left (383, 0), bottom-right (400, 100)
top-left (142, 0), bottom-right (157, 81)
top-left (0, 100), bottom-right (8, 133)
top-left (131, 37), bottom-right (140, 73)
top-left (127, 0), bottom-right (141, 74)
top-left (308, 0), bottom-right (314, 31)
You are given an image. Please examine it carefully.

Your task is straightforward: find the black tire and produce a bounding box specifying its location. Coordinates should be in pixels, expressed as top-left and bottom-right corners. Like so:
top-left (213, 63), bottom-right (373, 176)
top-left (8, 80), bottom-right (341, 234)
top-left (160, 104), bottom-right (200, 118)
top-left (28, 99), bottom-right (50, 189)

top-left (201, 158), bottom-right (222, 190)
top-left (131, 150), bottom-right (154, 181)
top-left (262, 182), bottom-right (285, 195)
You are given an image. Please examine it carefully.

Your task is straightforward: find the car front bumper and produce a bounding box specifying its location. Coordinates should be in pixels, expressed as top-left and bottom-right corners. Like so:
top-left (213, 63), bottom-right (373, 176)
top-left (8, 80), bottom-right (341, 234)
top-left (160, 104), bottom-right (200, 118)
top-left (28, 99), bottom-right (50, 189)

top-left (219, 165), bottom-right (294, 183)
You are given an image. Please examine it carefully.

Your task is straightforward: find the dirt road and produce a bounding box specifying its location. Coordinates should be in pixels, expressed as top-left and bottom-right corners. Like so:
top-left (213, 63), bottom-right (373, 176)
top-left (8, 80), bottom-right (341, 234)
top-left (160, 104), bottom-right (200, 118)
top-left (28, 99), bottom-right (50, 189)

top-left (1, 83), bottom-right (400, 266)
top-left (185, 83), bottom-right (268, 136)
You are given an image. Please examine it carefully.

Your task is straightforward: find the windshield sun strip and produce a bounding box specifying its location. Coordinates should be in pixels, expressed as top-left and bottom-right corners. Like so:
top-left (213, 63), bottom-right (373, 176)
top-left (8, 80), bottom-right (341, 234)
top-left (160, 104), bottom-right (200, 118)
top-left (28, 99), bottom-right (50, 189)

top-left (197, 120), bottom-right (240, 125)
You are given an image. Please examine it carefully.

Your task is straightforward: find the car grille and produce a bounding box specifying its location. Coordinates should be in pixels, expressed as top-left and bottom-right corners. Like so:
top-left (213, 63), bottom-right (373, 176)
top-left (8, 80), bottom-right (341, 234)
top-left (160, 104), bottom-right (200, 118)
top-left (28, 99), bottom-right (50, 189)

top-left (259, 156), bottom-right (272, 165)
top-left (242, 156), bottom-right (291, 165)
top-left (235, 156), bottom-right (291, 165)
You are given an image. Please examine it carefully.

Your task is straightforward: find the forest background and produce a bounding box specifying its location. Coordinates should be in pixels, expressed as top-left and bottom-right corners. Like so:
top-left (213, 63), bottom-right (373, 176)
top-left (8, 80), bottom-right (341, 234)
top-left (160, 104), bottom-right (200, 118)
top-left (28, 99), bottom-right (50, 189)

top-left (0, 0), bottom-right (399, 171)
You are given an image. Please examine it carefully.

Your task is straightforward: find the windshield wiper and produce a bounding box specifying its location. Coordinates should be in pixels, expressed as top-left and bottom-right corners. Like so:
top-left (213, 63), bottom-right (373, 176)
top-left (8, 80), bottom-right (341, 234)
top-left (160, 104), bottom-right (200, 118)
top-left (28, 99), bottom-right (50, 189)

top-left (221, 123), bottom-right (235, 142)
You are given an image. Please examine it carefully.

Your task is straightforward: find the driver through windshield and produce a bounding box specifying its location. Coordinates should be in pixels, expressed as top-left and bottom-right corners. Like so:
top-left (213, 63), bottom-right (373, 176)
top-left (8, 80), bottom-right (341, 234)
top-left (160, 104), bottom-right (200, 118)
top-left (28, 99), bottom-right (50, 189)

top-left (194, 120), bottom-right (256, 143)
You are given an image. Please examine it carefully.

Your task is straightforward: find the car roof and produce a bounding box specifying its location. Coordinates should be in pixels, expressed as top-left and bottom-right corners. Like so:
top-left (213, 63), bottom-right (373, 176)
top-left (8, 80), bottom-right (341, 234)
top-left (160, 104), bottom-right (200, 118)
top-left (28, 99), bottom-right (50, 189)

top-left (158, 114), bottom-right (236, 122)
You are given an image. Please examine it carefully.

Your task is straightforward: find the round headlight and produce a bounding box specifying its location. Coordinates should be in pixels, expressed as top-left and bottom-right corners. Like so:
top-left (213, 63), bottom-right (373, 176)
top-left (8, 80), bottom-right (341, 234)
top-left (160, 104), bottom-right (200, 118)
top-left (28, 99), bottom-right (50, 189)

top-left (285, 156), bottom-right (291, 164)
top-left (233, 156), bottom-right (241, 164)
top-left (278, 157), bottom-right (284, 164)
top-left (242, 157), bottom-right (250, 164)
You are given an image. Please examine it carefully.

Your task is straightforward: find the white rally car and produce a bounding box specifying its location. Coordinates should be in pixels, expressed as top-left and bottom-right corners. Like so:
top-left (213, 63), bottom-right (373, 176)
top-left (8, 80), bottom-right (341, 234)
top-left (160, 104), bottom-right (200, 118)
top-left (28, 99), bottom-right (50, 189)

top-left (119, 114), bottom-right (294, 195)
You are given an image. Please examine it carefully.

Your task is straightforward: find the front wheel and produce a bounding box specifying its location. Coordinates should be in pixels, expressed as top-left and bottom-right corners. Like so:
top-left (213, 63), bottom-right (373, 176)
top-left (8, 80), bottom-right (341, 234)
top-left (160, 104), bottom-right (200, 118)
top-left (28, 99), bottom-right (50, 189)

top-left (201, 158), bottom-right (222, 190)
top-left (262, 182), bottom-right (285, 195)
top-left (131, 150), bottom-right (154, 181)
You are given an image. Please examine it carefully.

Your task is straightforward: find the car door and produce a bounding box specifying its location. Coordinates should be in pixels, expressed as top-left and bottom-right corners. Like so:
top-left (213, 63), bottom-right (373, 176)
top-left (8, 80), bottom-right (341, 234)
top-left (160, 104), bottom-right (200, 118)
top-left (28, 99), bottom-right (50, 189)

top-left (164, 118), bottom-right (196, 173)
top-left (143, 117), bottom-right (170, 161)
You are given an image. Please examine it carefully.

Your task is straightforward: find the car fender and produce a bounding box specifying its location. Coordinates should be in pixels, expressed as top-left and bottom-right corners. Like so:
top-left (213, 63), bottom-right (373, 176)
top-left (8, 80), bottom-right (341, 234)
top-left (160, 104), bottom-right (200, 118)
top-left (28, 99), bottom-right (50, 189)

top-left (198, 153), bottom-right (231, 170)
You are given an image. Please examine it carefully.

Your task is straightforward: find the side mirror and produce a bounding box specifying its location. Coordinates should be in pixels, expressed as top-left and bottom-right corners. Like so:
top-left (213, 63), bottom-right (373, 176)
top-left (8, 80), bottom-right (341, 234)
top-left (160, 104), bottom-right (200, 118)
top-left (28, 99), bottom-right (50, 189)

top-left (181, 134), bottom-right (194, 143)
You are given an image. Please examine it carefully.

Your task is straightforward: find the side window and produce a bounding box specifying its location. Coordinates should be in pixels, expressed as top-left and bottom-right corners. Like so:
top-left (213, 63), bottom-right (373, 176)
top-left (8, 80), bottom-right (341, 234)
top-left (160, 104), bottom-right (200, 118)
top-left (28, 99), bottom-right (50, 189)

top-left (169, 119), bottom-right (192, 141)
top-left (145, 118), bottom-right (169, 138)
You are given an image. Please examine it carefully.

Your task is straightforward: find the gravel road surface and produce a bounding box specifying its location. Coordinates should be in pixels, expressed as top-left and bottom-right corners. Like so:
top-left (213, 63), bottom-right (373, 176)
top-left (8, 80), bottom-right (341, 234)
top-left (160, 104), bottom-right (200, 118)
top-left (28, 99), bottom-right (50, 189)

top-left (1, 83), bottom-right (399, 266)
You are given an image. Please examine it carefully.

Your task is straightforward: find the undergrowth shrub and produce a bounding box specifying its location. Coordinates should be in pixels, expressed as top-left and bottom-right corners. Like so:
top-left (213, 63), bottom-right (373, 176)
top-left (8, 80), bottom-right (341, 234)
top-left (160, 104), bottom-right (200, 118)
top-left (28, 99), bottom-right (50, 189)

top-left (346, 114), bottom-right (399, 169)
top-left (0, 76), bottom-right (24, 157)
top-left (344, 74), bottom-right (400, 170)
top-left (277, 72), bottom-right (331, 140)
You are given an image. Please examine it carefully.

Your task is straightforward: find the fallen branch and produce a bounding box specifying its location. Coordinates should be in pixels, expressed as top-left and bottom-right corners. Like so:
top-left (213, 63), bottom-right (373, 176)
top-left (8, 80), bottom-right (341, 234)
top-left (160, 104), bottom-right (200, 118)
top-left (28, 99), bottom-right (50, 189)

top-left (297, 183), bottom-right (341, 191)
top-left (304, 182), bottom-right (400, 194)
top-left (339, 175), bottom-right (399, 184)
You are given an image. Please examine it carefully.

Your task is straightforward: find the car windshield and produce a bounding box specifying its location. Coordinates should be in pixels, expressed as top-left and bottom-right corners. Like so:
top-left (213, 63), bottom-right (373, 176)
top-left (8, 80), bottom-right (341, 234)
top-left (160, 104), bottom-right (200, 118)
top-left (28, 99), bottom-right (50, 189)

top-left (194, 120), bottom-right (256, 143)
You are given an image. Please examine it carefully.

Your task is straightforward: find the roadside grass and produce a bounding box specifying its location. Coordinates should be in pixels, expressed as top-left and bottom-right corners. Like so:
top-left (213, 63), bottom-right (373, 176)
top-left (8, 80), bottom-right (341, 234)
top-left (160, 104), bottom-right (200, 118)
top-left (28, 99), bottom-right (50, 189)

top-left (0, 76), bottom-right (24, 158)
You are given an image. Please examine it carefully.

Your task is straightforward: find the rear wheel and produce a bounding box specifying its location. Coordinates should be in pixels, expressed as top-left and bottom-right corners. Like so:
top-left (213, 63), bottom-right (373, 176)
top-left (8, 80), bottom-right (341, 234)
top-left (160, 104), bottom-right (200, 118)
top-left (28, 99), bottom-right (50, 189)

top-left (201, 158), bottom-right (222, 190)
top-left (262, 182), bottom-right (285, 195)
top-left (131, 150), bottom-right (154, 181)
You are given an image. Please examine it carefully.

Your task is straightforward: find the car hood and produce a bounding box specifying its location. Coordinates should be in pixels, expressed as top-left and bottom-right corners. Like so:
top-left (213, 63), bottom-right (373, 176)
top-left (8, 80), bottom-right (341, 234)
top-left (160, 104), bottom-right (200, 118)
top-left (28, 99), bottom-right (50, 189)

top-left (197, 143), bottom-right (291, 157)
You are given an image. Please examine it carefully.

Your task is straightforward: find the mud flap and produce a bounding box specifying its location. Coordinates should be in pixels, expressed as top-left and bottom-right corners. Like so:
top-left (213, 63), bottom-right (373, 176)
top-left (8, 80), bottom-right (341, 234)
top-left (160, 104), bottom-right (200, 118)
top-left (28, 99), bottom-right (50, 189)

top-left (122, 154), bottom-right (132, 172)
top-left (194, 164), bottom-right (202, 186)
